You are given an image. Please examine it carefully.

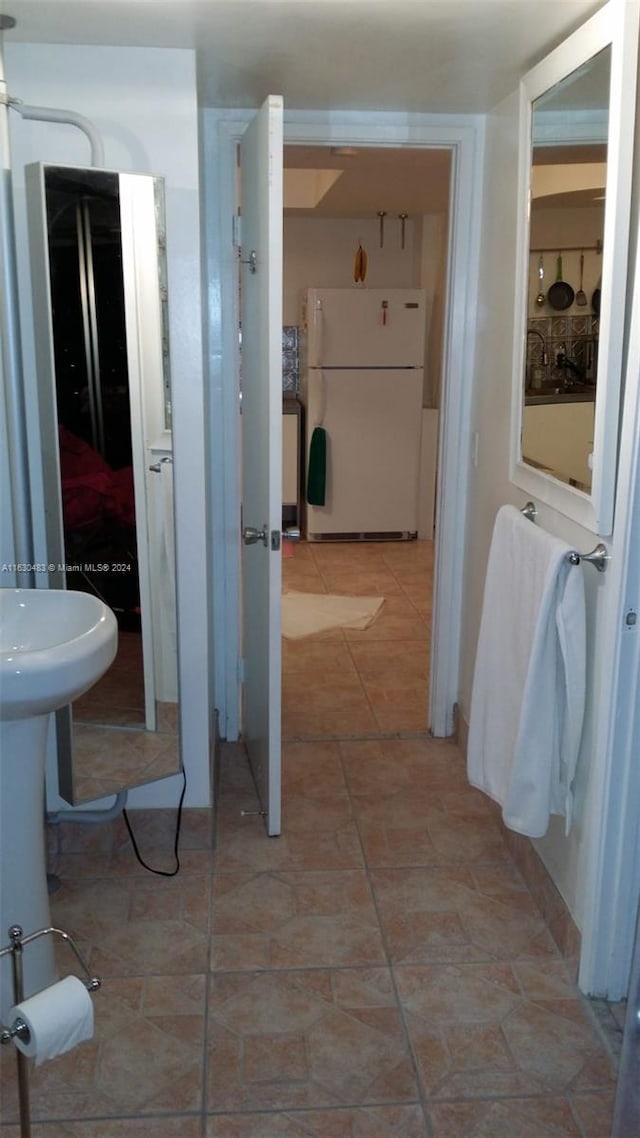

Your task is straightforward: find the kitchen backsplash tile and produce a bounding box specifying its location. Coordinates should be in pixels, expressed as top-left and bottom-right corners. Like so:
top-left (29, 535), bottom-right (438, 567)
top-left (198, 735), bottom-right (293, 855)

top-left (283, 325), bottom-right (299, 393)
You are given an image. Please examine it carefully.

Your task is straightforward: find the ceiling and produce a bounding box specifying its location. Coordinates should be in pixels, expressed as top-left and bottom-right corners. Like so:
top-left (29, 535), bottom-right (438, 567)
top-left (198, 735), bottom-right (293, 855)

top-left (4, 0), bottom-right (605, 114)
top-left (283, 145), bottom-right (452, 217)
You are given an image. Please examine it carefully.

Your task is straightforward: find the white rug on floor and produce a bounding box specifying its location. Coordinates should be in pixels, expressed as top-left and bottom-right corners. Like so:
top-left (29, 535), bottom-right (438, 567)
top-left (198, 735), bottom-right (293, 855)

top-left (282, 592), bottom-right (385, 639)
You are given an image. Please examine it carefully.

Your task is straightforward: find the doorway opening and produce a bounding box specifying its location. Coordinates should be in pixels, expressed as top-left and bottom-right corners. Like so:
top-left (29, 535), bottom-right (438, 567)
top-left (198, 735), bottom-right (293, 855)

top-left (279, 144), bottom-right (453, 743)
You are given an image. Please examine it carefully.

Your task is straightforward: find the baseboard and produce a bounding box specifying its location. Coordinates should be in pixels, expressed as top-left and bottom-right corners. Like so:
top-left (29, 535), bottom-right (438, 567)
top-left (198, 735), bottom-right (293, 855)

top-left (453, 703), bottom-right (582, 972)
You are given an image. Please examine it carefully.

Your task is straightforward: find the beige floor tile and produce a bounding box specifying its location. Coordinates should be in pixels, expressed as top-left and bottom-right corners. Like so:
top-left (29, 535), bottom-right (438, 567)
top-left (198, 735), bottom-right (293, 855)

top-left (427, 1097), bottom-right (583, 1137)
top-left (0, 1122), bottom-right (202, 1137)
top-left (340, 737), bottom-right (465, 799)
top-left (211, 869), bottom-right (385, 970)
top-left (354, 811), bottom-right (439, 867)
top-left (282, 706), bottom-right (380, 740)
top-left (372, 866), bottom-right (556, 964)
top-left (317, 569), bottom-right (404, 596)
top-left (281, 639), bottom-right (356, 676)
top-left (395, 962), bottom-right (615, 1100)
top-left (281, 671), bottom-right (371, 715)
top-left (348, 640), bottom-right (429, 680)
top-left (283, 559), bottom-right (327, 582)
top-left (214, 803), bottom-right (364, 873)
top-left (343, 598), bottom-right (429, 642)
top-left (206, 1104), bottom-right (428, 1135)
top-left (309, 545), bottom-right (389, 570)
top-left (569, 1091), bottom-right (616, 1137)
top-left (49, 873), bottom-right (210, 976)
top-left (0, 976), bottom-right (206, 1123)
top-left (283, 740), bottom-right (347, 797)
top-left (371, 706), bottom-right (430, 733)
top-left (206, 968), bottom-right (418, 1112)
top-left (359, 671), bottom-right (430, 733)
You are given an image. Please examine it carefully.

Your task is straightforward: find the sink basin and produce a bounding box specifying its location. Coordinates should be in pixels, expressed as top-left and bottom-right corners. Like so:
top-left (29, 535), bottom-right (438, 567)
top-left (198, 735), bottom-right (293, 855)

top-left (0, 588), bottom-right (117, 720)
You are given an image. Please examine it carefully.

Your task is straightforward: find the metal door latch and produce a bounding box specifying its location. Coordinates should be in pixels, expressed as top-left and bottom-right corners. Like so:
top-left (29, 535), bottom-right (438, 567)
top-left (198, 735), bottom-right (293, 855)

top-left (243, 525), bottom-right (268, 546)
top-left (244, 527), bottom-right (301, 549)
top-left (239, 249), bottom-right (257, 273)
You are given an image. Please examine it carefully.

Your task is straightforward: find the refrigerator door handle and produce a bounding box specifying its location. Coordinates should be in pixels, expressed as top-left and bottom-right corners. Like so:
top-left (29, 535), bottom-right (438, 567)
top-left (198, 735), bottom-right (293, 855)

top-left (316, 369), bottom-right (327, 427)
top-left (312, 296), bottom-right (323, 367)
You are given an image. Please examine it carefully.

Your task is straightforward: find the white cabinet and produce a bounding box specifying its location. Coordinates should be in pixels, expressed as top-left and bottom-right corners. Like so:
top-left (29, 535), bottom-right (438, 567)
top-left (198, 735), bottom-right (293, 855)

top-left (283, 412), bottom-right (299, 505)
top-left (522, 400), bottom-right (595, 490)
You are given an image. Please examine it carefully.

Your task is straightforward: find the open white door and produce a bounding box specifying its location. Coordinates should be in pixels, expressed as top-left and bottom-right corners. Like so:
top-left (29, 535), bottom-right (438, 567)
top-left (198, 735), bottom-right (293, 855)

top-left (239, 95), bottom-right (284, 836)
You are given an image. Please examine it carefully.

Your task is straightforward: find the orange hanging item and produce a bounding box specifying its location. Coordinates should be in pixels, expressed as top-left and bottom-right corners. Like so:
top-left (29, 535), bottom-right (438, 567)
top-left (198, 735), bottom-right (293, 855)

top-left (353, 244), bottom-right (368, 283)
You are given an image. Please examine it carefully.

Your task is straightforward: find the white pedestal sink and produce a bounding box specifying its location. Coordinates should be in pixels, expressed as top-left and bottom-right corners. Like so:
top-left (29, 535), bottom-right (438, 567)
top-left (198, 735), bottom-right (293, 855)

top-left (0, 589), bottom-right (117, 1019)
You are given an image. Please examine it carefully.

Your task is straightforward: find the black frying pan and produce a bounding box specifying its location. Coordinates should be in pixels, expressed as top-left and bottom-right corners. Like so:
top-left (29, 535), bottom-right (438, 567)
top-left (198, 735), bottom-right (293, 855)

top-left (592, 278), bottom-right (601, 315)
top-left (547, 254), bottom-right (575, 311)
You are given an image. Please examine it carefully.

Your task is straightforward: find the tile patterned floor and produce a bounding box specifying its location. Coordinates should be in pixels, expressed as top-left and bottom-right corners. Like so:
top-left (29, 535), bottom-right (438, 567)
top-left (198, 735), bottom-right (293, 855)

top-left (282, 541), bottom-right (432, 738)
top-left (0, 541), bottom-right (620, 1135)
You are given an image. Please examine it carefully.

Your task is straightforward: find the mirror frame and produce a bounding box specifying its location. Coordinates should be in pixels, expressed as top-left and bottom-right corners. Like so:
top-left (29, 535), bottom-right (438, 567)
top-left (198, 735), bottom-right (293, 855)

top-left (510, 0), bottom-right (639, 535)
top-left (25, 162), bottom-right (181, 803)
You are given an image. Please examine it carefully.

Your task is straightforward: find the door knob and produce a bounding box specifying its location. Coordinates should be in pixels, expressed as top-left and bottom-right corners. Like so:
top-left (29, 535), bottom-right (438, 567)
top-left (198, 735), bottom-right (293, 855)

top-left (283, 528), bottom-right (301, 542)
top-left (243, 525), bottom-right (268, 547)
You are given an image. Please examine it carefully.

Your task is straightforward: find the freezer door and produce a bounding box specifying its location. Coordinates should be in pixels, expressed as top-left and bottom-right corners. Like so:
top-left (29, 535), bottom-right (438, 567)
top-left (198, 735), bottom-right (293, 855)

top-left (306, 288), bottom-right (425, 368)
top-left (305, 368), bottom-right (424, 537)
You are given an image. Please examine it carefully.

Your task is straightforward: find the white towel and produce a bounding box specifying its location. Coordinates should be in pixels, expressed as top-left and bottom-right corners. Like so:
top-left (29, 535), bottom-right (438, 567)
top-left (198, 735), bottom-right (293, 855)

top-left (467, 504), bottom-right (586, 838)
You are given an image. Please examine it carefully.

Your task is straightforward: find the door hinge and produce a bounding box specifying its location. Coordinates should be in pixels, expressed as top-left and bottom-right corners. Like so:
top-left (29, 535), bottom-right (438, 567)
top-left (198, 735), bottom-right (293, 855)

top-left (237, 656), bottom-right (246, 683)
top-left (232, 213), bottom-right (242, 248)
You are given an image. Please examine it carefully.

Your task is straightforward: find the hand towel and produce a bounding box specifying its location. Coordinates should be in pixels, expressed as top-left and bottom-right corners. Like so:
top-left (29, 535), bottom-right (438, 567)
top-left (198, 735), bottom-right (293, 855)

top-left (307, 426), bottom-right (327, 506)
top-left (467, 504), bottom-right (586, 838)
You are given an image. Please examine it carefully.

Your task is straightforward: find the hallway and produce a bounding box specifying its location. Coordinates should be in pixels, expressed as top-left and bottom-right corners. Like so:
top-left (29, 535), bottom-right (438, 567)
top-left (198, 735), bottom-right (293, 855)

top-left (282, 539), bottom-right (433, 739)
top-left (0, 543), bottom-right (619, 1136)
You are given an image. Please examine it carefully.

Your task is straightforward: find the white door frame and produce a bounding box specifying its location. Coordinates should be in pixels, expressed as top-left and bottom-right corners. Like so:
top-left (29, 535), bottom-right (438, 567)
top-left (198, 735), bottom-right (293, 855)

top-left (214, 109), bottom-right (485, 742)
top-left (578, 212), bottom-right (640, 1000)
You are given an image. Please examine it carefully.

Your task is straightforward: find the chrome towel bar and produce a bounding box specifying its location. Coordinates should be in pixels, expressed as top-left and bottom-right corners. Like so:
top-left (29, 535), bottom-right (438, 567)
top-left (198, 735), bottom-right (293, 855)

top-left (520, 502), bottom-right (610, 573)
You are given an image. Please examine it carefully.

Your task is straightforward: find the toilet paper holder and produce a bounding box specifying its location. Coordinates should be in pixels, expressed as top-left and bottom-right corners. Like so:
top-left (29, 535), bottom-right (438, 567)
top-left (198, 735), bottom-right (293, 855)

top-left (1, 924), bottom-right (100, 1138)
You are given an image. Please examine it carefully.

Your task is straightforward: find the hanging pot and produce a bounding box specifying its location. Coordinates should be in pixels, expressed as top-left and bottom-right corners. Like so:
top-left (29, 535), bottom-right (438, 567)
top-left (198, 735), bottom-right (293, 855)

top-left (547, 254), bottom-right (575, 310)
top-left (592, 277), bottom-right (601, 315)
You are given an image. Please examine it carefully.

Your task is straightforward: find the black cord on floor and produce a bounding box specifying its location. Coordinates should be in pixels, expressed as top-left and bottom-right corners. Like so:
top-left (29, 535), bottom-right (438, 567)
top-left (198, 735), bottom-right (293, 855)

top-left (122, 768), bottom-right (187, 876)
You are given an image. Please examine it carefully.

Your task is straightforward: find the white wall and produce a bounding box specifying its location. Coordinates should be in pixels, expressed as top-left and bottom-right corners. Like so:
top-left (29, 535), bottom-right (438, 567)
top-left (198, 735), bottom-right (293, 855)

top-left (460, 84), bottom-right (635, 945)
top-left (4, 43), bottom-right (211, 808)
top-left (0, 352), bottom-right (17, 585)
top-left (421, 212), bottom-right (449, 408)
top-left (283, 214), bottom-right (421, 323)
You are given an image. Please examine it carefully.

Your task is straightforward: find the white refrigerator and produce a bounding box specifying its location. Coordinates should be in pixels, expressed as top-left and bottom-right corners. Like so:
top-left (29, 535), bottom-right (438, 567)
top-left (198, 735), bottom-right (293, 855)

top-left (301, 287), bottom-right (426, 540)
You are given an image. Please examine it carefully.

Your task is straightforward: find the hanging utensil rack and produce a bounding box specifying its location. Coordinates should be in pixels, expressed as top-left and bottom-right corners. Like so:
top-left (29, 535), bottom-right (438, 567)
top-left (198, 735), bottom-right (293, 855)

top-left (530, 241), bottom-right (603, 254)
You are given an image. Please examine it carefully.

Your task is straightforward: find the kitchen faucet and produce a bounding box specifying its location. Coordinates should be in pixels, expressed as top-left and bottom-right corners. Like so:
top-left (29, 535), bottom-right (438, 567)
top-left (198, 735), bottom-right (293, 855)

top-left (527, 327), bottom-right (548, 366)
top-left (556, 348), bottom-right (585, 389)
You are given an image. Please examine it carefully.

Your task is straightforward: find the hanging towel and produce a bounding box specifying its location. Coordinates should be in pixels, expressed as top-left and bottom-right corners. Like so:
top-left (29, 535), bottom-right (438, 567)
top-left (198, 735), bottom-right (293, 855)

top-left (467, 504), bottom-right (586, 838)
top-left (306, 426), bottom-right (327, 506)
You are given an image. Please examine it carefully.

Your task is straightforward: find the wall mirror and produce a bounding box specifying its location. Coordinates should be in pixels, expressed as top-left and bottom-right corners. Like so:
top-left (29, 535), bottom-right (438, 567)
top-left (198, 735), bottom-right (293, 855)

top-left (26, 163), bottom-right (180, 805)
top-left (510, 1), bottom-right (638, 534)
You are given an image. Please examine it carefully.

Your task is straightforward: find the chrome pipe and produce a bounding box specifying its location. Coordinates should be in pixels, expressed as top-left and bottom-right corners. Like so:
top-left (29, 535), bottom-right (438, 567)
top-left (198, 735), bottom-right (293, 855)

top-left (8, 928), bottom-right (31, 1138)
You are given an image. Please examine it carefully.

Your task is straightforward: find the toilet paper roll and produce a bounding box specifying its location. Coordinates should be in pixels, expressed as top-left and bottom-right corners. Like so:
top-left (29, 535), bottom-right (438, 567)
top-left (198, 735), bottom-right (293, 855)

top-left (9, 975), bottom-right (94, 1065)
